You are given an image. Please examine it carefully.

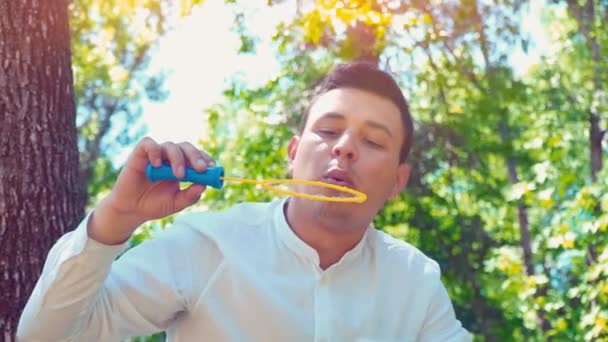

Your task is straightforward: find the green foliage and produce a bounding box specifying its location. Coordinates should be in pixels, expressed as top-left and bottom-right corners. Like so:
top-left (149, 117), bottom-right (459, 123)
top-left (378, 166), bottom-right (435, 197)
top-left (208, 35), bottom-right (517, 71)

top-left (194, 1), bottom-right (608, 340)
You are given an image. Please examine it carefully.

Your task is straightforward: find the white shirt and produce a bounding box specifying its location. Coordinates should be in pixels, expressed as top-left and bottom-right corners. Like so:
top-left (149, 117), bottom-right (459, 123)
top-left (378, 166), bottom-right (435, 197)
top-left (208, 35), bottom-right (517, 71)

top-left (18, 198), bottom-right (471, 341)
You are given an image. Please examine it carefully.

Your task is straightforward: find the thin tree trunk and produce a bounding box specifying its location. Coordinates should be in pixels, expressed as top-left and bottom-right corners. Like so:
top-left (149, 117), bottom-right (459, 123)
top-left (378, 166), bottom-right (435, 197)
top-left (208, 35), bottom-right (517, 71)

top-left (0, 1), bottom-right (84, 340)
top-left (565, 0), bottom-right (605, 268)
top-left (499, 116), bottom-right (552, 334)
top-left (589, 112), bottom-right (604, 183)
top-left (498, 122), bottom-right (534, 277)
top-left (565, 0), bottom-right (605, 183)
top-left (470, 0), bottom-right (550, 331)
top-left (422, 2), bottom-right (551, 333)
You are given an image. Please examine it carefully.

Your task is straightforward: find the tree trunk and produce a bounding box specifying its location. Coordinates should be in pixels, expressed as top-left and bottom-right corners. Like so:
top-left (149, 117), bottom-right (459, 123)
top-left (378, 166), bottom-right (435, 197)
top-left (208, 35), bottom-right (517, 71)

top-left (0, 1), bottom-right (84, 340)
top-left (589, 112), bottom-right (604, 183)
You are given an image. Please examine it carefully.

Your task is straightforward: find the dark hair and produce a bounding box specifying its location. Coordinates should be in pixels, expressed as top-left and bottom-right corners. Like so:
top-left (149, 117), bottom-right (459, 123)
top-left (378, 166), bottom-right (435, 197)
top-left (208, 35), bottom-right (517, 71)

top-left (298, 61), bottom-right (414, 163)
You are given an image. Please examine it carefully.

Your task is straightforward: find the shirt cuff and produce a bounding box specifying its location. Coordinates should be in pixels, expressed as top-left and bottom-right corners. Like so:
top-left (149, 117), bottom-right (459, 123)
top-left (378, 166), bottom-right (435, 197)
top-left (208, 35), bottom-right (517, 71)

top-left (68, 210), bottom-right (130, 259)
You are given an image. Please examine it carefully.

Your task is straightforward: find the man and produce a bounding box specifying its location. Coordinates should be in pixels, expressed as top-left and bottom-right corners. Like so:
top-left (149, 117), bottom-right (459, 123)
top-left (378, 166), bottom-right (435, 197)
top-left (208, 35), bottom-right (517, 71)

top-left (18, 62), bottom-right (471, 341)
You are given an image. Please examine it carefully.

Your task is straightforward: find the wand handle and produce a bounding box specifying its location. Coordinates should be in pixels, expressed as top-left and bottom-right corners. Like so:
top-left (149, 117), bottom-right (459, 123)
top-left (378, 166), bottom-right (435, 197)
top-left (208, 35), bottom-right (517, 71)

top-left (145, 164), bottom-right (225, 189)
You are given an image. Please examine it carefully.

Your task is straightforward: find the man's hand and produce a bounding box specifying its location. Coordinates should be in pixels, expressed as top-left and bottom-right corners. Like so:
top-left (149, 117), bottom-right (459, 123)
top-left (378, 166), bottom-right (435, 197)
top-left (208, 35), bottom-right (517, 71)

top-left (87, 137), bottom-right (214, 245)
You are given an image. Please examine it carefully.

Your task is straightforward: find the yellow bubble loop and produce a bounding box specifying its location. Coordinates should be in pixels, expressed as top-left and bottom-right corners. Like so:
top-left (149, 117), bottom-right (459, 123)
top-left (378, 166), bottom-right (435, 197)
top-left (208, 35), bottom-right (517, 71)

top-left (221, 176), bottom-right (367, 203)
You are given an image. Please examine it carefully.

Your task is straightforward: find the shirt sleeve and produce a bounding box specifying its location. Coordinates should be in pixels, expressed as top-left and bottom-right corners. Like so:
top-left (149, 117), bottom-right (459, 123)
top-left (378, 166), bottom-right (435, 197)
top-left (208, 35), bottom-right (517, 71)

top-left (17, 211), bottom-right (222, 341)
top-left (417, 277), bottom-right (473, 342)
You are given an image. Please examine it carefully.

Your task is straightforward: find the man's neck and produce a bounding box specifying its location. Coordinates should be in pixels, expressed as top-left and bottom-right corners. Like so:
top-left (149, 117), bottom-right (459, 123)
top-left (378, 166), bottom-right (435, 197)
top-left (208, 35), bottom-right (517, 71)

top-left (284, 198), bottom-right (369, 270)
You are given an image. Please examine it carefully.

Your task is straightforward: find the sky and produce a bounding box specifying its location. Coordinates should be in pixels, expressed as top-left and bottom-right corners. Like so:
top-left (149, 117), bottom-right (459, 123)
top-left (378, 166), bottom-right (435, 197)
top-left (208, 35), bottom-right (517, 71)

top-left (137, 0), bottom-right (550, 151)
top-left (140, 1), bottom-right (292, 145)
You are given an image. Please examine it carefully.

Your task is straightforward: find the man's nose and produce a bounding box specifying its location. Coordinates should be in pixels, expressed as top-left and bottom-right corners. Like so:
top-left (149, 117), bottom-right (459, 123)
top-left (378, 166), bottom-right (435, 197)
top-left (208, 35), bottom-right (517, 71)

top-left (331, 133), bottom-right (358, 161)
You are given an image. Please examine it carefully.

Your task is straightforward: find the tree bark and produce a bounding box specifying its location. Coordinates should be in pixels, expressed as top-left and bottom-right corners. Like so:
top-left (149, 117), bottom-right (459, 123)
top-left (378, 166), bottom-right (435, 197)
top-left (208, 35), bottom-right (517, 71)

top-left (0, 1), bottom-right (84, 340)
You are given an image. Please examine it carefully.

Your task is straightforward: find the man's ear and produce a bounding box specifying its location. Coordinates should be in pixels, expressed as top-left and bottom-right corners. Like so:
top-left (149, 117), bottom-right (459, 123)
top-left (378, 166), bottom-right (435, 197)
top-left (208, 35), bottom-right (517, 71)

top-left (287, 136), bottom-right (300, 175)
top-left (389, 163), bottom-right (411, 199)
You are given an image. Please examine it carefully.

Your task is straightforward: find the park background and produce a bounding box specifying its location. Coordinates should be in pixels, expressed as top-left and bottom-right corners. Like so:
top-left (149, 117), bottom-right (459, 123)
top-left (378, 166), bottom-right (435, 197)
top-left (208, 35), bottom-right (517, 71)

top-left (1, 0), bottom-right (607, 341)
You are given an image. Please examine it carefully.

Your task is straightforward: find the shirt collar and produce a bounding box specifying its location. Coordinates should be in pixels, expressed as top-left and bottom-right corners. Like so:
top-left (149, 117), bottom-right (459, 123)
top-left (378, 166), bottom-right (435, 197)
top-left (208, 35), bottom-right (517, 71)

top-left (273, 197), bottom-right (372, 272)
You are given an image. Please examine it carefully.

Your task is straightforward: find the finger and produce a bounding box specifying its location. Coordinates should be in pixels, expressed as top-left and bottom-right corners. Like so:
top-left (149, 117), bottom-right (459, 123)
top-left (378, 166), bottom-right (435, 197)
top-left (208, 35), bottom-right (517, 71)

top-left (160, 142), bottom-right (186, 179)
top-left (139, 137), bottom-right (162, 167)
top-left (178, 142), bottom-right (216, 172)
top-left (173, 184), bottom-right (206, 211)
top-left (129, 137), bottom-right (161, 173)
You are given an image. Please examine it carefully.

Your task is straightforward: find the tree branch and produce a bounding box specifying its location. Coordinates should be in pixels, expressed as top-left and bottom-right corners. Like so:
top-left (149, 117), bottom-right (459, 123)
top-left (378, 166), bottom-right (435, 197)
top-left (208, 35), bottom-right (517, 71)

top-left (79, 44), bottom-right (151, 203)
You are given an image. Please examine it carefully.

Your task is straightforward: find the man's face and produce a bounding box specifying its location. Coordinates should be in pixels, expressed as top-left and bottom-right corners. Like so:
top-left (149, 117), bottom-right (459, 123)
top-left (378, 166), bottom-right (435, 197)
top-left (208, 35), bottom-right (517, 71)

top-left (288, 87), bottom-right (410, 224)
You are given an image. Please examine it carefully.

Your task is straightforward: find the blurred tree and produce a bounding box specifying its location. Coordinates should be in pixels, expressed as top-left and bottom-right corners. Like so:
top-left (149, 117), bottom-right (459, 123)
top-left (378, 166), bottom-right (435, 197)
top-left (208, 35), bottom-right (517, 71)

top-left (559, 0), bottom-right (606, 181)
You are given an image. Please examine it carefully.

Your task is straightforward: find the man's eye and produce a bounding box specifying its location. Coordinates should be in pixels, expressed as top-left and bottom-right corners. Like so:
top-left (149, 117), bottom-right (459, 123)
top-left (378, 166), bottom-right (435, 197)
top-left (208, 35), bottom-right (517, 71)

top-left (318, 129), bottom-right (337, 136)
top-left (365, 139), bottom-right (384, 148)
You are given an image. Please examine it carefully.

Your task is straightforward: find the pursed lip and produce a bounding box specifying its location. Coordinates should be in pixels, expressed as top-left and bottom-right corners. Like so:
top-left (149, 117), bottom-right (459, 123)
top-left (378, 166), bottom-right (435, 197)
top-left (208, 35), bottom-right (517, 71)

top-left (323, 169), bottom-right (355, 188)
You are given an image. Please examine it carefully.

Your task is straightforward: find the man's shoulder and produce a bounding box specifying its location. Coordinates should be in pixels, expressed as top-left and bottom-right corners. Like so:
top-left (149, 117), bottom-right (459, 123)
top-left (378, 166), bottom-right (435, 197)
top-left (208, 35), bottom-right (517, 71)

top-left (370, 229), bottom-right (441, 277)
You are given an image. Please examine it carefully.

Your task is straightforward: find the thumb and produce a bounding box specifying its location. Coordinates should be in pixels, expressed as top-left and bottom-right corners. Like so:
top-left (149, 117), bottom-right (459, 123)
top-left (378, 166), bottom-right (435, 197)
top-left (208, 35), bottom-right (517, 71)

top-left (173, 184), bottom-right (206, 212)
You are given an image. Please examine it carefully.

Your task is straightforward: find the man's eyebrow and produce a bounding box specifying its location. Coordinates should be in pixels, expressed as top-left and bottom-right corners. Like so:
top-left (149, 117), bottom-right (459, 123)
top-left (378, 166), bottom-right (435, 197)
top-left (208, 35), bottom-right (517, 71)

top-left (318, 112), bottom-right (394, 137)
top-left (319, 112), bottom-right (346, 121)
top-left (365, 120), bottom-right (393, 137)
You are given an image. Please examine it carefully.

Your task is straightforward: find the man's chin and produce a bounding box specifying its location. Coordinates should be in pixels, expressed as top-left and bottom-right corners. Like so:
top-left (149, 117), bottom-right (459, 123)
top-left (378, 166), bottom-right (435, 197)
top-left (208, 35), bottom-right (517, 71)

top-left (316, 200), bottom-right (356, 219)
